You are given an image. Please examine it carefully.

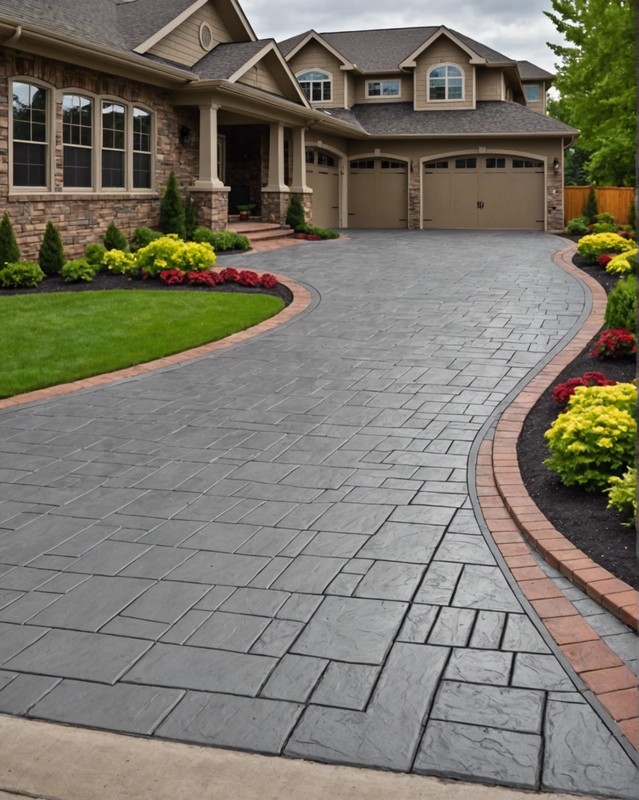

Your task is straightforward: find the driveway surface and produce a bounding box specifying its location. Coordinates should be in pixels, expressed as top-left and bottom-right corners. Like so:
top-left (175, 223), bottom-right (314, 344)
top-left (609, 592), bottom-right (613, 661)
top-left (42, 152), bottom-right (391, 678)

top-left (0, 231), bottom-right (636, 798)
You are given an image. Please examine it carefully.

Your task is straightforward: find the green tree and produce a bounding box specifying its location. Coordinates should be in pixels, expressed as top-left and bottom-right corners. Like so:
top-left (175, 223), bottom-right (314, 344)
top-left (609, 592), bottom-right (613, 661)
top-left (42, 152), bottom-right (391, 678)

top-left (0, 212), bottom-right (20, 266)
top-left (545, 0), bottom-right (636, 186)
top-left (39, 221), bottom-right (65, 276)
top-left (159, 172), bottom-right (186, 239)
top-left (103, 222), bottom-right (128, 251)
top-left (184, 196), bottom-right (198, 241)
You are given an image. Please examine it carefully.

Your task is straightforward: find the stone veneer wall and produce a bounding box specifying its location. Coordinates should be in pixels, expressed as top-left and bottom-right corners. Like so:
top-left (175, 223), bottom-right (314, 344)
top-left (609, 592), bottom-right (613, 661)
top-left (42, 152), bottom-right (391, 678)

top-left (0, 52), bottom-right (199, 259)
top-left (407, 165), bottom-right (420, 230)
top-left (546, 169), bottom-right (564, 232)
top-left (261, 191), bottom-right (291, 224)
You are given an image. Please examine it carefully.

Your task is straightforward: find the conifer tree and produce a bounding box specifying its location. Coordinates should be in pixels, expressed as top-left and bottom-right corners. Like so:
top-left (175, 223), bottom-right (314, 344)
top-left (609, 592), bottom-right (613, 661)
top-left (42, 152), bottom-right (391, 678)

top-left (39, 221), bottom-right (65, 276)
top-left (0, 212), bottom-right (20, 266)
top-left (103, 222), bottom-right (128, 251)
top-left (159, 172), bottom-right (186, 239)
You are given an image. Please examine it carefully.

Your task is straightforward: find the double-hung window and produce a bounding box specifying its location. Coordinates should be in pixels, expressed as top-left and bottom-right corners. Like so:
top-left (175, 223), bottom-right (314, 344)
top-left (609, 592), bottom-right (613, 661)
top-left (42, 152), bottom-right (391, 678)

top-left (62, 94), bottom-right (92, 188)
top-left (12, 81), bottom-right (48, 187)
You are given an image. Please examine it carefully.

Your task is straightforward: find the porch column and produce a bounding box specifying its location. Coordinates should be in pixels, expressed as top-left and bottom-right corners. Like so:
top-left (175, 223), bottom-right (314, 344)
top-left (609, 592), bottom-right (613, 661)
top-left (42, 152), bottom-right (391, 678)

top-left (194, 103), bottom-right (225, 190)
top-left (289, 126), bottom-right (311, 193)
top-left (264, 123), bottom-right (288, 191)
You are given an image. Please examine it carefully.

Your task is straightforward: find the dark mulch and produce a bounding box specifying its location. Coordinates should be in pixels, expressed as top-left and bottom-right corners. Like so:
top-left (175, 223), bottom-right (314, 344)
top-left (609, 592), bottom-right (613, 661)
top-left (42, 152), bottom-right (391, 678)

top-left (0, 270), bottom-right (293, 306)
top-left (518, 251), bottom-right (638, 589)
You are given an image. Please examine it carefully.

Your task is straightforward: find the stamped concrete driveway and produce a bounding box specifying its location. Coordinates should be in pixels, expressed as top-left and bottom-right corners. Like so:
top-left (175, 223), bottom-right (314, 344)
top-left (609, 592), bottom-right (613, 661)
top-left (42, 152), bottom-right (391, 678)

top-left (0, 231), bottom-right (636, 798)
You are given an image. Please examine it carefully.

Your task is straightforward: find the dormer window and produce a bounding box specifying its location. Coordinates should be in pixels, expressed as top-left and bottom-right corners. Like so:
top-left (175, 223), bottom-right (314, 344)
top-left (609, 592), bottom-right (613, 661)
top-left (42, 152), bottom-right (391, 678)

top-left (524, 84), bottom-right (541, 102)
top-left (297, 70), bottom-right (331, 102)
top-left (428, 64), bottom-right (463, 101)
top-left (366, 79), bottom-right (401, 98)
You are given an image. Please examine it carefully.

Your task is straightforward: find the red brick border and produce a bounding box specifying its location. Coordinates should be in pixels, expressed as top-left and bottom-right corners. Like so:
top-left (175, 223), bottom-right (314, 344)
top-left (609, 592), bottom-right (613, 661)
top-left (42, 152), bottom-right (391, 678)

top-left (491, 244), bottom-right (638, 630)
top-left (477, 439), bottom-right (639, 753)
top-left (0, 273), bottom-right (312, 411)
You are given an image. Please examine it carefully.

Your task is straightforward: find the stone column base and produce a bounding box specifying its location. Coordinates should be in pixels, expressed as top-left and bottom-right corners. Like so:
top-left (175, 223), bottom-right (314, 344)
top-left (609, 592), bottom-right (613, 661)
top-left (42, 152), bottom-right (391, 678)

top-left (188, 187), bottom-right (230, 230)
top-left (290, 191), bottom-right (313, 225)
top-left (261, 190), bottom-right (291, 225)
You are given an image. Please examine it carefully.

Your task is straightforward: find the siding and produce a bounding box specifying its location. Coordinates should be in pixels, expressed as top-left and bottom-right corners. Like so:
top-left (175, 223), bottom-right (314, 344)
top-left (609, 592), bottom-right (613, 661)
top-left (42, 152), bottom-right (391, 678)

top-left (288, 41), bottom-right (345, 107)
top-left (353, 75), bottom-right (413, 105)
top-left (414, 38), bottom-right (473, 111)
top-left (237, 58), bottom-right (281, 94)
top-left (148, 4), bottom-right (234, 68)
top-left (476, 68), bottom-right (503, 101)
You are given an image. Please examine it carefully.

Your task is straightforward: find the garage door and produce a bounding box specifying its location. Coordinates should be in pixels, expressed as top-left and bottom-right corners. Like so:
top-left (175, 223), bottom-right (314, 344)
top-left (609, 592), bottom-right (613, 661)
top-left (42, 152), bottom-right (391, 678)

top-left (306, 149), bottom-right (340, 229)
top-left (422, 155), bottom-right (545, 230)
top-left (349, 158), bottom-right (408, 228)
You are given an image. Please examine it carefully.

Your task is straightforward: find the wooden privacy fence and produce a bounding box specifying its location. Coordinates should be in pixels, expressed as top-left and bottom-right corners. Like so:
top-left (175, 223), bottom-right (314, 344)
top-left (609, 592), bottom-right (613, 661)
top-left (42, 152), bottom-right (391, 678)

top-left (564, 186), bottom-right (635, 225)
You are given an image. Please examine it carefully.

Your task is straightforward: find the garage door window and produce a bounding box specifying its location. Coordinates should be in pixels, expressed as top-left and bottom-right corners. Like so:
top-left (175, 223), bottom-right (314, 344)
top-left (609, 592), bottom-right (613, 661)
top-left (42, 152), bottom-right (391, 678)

top-left (306, 150), bottom-right (315, 164)
top-left (455, 158), bottom-right (476, 169)
top-left (513, 159), bottom-right (543, 169)
top-left (486, 157), bottom-right (506, 169)
top-left (381, 160), bottom-right (403, 169)
top-left (318, 153), bottom-right (336, 167)
top-left (351, 160), bottom-right (375, 169)
top-left (424, 161), bottom-right (448, 169)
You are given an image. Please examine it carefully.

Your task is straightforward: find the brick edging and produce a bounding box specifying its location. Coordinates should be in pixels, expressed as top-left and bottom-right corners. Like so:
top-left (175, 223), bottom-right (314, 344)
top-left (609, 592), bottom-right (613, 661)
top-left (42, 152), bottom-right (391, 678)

top-left (490, 244), bottom-right (638, 630)
top-left (0, 274), bottom-right (312, 411)
top-left (477, 439), bottom-right (639, 753)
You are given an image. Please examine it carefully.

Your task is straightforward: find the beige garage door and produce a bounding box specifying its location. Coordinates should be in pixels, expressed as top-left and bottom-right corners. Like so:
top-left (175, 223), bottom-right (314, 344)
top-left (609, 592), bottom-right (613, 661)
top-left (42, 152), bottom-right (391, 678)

top-left (349, 158), bottom-right (408, 228)
top-left (306, 149), bottom-right (340, 229)
top-left (422, 156), bottom-right (545, 230)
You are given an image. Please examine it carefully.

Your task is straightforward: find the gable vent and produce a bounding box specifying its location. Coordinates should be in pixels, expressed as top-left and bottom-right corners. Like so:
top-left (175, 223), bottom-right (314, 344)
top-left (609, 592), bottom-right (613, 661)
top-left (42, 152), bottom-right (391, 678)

top-left (199, 21), bottom-right (213, 51)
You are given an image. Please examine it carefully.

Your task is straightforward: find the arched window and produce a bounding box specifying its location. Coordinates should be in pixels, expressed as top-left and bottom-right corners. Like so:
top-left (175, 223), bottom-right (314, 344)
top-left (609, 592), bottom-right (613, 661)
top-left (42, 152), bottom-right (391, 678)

top-left (297, 70), bottom-right (331, 102)
top-left (12, 81), bottom-right (49, 187)
top-left (428, 64), bottom-right (464, 101)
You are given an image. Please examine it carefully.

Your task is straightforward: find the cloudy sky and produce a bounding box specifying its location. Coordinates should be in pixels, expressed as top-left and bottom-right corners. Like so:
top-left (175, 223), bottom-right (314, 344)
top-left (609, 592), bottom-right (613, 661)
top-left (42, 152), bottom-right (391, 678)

top-left (242, 0), bottom-right (566, 74)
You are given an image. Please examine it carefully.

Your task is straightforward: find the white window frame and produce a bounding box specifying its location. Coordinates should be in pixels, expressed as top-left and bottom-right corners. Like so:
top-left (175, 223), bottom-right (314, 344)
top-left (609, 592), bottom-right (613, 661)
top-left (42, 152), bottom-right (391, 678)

top-left (427, 63), bottom-right (465, 102)
top-left (9, 78), bottom-right (155, 194)
top-left (10, 77), bottom-right (54, 192)
top-left (296, 70), bottom-right (332, 103)
top-left (366, 79), bottom-right (401, 99)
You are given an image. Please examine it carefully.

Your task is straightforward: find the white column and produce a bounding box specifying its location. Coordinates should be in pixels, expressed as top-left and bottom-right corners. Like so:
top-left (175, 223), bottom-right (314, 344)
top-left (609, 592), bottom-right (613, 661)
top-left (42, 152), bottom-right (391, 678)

top-left (194, 103), bottom-right (225, 190)
top-left (289, 126), bottom-right (311, 193)
top-left (264, 123), bottom-right (288, 192)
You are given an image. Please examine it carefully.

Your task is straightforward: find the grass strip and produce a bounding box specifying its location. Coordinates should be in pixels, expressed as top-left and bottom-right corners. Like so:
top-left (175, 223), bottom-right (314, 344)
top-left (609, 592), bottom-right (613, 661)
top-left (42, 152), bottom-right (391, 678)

top-left (0, 289), bottom-right (284, 398)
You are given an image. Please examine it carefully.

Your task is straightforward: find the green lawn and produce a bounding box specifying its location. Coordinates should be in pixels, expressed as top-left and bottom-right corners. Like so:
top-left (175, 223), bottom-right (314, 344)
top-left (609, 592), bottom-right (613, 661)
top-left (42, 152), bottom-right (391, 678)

top-left (0, 289), bottom-right (284, 398)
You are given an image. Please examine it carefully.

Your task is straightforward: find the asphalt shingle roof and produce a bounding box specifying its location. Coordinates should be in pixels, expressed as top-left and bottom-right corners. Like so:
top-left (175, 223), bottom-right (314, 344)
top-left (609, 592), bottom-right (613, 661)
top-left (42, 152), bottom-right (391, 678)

top-left (279, 26), bottom-right (515, 72)
top-left (518, 60), bottom-right (555, 80)
top-left (322, 101), bottom-right (577, 136)
top-left (193, 39), bottom-right (273, 80)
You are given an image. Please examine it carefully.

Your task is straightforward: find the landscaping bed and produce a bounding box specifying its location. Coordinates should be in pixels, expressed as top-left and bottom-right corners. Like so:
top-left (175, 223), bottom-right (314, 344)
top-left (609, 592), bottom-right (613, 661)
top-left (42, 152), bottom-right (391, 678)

top-left (518, 253), bottom-right (637, 588)
top-left (0, 269), bottom-right (293, 306)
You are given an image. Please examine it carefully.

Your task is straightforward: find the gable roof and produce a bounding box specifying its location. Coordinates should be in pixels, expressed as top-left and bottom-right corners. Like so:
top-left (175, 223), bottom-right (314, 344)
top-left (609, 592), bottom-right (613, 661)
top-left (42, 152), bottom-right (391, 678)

top-left (194, 39), bottom-right (269, 79)
top-left (322, 101), bottom-right (578, 137)
top-left (280, 25), bottom-right (516, 73)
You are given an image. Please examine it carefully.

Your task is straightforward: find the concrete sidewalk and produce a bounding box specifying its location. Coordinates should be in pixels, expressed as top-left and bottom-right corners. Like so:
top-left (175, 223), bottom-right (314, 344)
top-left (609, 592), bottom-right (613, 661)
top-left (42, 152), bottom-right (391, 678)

top-left (0, 230), bottom-right (636, 799)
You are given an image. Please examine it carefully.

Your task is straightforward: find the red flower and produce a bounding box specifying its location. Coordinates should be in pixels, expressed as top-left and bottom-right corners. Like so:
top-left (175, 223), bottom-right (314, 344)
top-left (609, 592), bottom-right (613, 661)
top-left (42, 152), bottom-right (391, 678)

top-left (260, 273), bottom-right (278, 288)
top-left (159, 269), bottom-right (185, 285)
top-left (590, 329), bottom-right (637, 359)
top-left (552, 371), bottom-right (616, 405)
top-left (597, 254), bottom-right (613, 267)
top-left (238, 270), bottom-right (260, 287)
top-left (219, 267), bottom-right (240, 283)
top-left (187, 270), bottom-right (223, 286)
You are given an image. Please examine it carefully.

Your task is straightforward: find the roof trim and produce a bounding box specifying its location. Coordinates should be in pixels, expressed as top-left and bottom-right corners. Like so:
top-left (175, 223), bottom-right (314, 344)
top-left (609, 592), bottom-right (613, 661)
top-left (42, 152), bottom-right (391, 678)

top-left (400, 26), bottom-right (487, 68)
top-left (228, 40), bottom-right (310, 105)
top-left (284, 29), bottom-right (355, 70)
top-left (0, 19), bottom-right (196, 85)
top-left (133, 0), bottom-right (255, 54)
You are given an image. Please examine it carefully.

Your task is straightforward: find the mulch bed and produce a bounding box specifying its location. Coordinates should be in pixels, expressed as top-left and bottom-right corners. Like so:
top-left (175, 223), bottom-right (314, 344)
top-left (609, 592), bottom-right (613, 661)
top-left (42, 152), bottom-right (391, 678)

top-left (518, 252), bottom-right (637, 589)
top-left (0, 270), bottom-right (293, 306)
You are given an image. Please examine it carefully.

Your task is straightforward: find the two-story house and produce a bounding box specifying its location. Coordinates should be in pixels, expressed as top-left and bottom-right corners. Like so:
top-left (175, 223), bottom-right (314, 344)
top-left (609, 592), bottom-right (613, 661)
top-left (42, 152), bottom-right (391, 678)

top-left (0, 0), bottom-right (576, 258)
top-left (281, 27), bottom-right (572, 231)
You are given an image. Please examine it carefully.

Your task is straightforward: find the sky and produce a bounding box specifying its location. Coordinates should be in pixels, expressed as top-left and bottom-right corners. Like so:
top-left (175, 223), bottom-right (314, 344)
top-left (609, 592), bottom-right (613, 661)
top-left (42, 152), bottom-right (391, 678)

top-left (241, 0), bottom-right (567, 75)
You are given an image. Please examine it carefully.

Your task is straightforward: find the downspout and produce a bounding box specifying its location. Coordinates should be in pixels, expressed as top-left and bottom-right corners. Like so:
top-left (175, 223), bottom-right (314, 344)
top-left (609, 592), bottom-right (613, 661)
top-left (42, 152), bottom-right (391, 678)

top-left (5, 25), bottom-right (22, 46)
